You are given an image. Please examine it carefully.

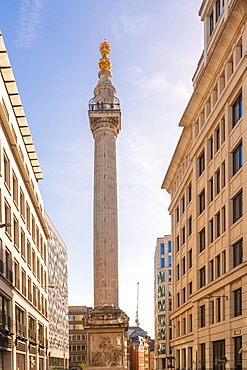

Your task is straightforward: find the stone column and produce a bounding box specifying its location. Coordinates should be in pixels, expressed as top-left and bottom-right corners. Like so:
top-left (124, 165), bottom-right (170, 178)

top-left (84, 40), bottom-right (129, 370)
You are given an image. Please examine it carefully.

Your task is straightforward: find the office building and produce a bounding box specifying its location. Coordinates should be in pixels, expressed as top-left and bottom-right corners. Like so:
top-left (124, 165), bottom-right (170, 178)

top-left (162, 0), bottom-right (247, 369)
top-left (0, 33), bottom-right (49, 370)
top-left (46, 213), bottom-right (69, 369)
top-left (154, 236), bottom-right (172, 370)
top-left (69, 306), bottom-right (92, 369)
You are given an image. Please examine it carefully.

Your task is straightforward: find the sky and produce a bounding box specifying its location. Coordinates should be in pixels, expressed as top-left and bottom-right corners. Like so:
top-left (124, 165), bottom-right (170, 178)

top-left (0, 0), bottom-right (203, 337)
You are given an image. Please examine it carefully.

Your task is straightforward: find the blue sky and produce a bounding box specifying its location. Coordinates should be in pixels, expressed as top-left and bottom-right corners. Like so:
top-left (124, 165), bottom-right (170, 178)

top-left (1, 0), bottom-right (203, 337)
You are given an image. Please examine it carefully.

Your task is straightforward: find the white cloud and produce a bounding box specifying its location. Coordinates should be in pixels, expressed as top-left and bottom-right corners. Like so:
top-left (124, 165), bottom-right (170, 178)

top-left (120, 14), bottom-right (149, 36)
top-left (17, 0), bottom-right (46, 48)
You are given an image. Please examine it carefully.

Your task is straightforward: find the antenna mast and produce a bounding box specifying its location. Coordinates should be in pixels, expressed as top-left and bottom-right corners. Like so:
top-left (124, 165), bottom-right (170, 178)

top-left (135, 282), bottom-right (140, 326)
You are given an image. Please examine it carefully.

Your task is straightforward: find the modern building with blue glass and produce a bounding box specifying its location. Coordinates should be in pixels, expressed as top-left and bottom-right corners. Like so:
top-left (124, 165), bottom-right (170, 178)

top-left (154, 236), bottom-right (172, 370)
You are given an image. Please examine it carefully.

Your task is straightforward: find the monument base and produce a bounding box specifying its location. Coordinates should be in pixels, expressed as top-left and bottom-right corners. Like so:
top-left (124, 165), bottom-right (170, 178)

top-left (83, 305), bottom-right (129, 370)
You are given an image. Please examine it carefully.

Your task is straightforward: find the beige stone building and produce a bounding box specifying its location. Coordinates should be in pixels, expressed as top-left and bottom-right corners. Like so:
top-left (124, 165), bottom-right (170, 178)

top-left (162, 0), bottom-right (247, 369)
top-left (0, 33), bottom-right (49, 369)
top-left (68, 306), bottom-right (92, 369)
top-left (154, 236), bottom-right (173, 370)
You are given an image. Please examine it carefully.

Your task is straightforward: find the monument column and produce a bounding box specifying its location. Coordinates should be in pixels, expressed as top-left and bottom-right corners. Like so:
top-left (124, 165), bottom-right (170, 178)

top-left (83, 41), bottom-right (129, 370)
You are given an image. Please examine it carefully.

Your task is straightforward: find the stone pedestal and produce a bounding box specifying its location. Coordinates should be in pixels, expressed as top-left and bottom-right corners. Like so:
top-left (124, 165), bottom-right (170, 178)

top-left (83, 306), bottom-right (129, 370)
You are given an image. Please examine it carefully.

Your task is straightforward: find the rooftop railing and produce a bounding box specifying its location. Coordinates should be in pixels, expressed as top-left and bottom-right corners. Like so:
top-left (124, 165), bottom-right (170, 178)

top-left (88, 97), bottom-right (120, 111)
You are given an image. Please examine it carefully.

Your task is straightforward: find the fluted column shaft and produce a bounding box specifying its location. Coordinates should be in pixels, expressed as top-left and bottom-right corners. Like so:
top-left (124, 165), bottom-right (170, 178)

top-left (93, 126), bottom-right (119, 307)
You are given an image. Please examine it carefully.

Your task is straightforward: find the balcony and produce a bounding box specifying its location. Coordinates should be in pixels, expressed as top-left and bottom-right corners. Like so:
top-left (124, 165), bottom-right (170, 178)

top-left (0, 311), bottom-right (13, 333)
top-left (38, 335), bottom-right (45, 347)
top-left (28, 328), bottom-right (37, 343)
top-left (6, 268), bottom-right (13, 284)
top-left (16, 321), bottom-right (27, 340)
top-left (0, 334), bottom-right (11, 348)
top-left (0, 259), bottom-right (4, 274)
top-left (88, 97), bottom-right (120, 111)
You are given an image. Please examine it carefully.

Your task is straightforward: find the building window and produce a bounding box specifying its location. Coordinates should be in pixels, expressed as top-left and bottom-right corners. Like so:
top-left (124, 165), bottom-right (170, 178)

top-left (222, 206), bottom-right (226, 232)
top-left (160, 258), bottom-right (165, 268)
top-left (216, 212), bottom-right (220, 238)
top-left (232, 93), bottom-right (242, 127)
top-left (182, 257), bottom-right (186, 275)
top-left (233, 190), bottom-right (243, 223)
top-left (176, 264), bottom-right (180, 281)
top-left (12, 172), bottom-right (18, 206)
top-left (158, 314), bottom-right (165, 326)
top-left (14, 260), bottom-right (20, 290)
top-left (26, 203), bottom-right (30, 231)
top-left (168, 255), bottom-right (172, 267)
top-left (158, 286), bottom-right (165, 298)
top-left (210, 10), bottom-right (214, 35)
top-left (160, 243), bottom-right (164, 255)
top-left (177, 292), bottom-right (180, 308)
top-left (233, 141), bottom-right (243, 175)
top-left (13, 216), bottom-right (19, 249)
top-left (188, 183), bottom-right (192, 203)
top-left (199, 189), bottom-right (205, 214)
top-left (216, 0), bottom-right (221, 21)
top-left (188, 347), bottom-right (193, 370)
top-left (209, 136), bottom-right (213, 161)
top-left (209, 177), bottom-right (214, 202)
top-left (209, 218), bottom-right (214, 244)
top-left (234, 288), bottom-right (242, 317)
top-left (189, 314), bottom-right (192, 332)
top-left (189, 281), bottom-right (192, 295)
top-left (199, 151), bottom-right (205, 176)
top-left (176, 206), bottom-right (179, 223)
top-left (216, 254), bottom-right (221, 278)
top-left (215, 126), bottom-right (220, 151)
top-left (188, 215), bottom-right (192, 236)
top-left (199, 266), bottom-right (206, 288)
top-left (181, 227), bottom-right (185, 245)
top-left (4, 200), bottom-right (11, 237)
top-left (215, 169), bottom-right (220, 195)
top-left (20, 229), bottom-right (26, 259)
top-left (157, 271), bottom-right (165, 283)
top-left (182, 317), bottom-right (186, 335)
top-left (216, 297), bottom-right (221, 322)
top-left (222, 250), bottom-right (226, 274)
top-left (3, 151), bottom-right (10, 189)
top-left (211, 300), bottom-right (214, 324)
top-left (201, 343), bottom-right (206, 370)
top-left (181, 196), bottom-right (185, 213)
top-left (200, 305), bottom-right (205, 327)
top-left (5, 249), bottom-right (13, 284)
top-left (221, 161), bottom-right (225, 188)
top-left (176, 235), bottom-right (180, 253)
top-left (199, 228), bottom-right (205, 252)
top-left (188, 249), bottom-right (192, 269)
top-left (20, 189), bottom-right (25, 219)
top-left (168, 240), bottom-right (172, 253)
top-left (213, 340), bottom-right (225, 369)
top-left (234, 336), bottom-right (242, 370)
top-left (182, 287), bottom-right (186, 304)
top-left (158, 300), bottom-right (165, 312)
top-left (210, 259), bottom-right (214, 282)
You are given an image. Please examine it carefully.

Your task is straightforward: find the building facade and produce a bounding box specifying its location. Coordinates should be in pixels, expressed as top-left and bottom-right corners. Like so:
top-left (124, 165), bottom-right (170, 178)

top-left (127, 326), bottom-right (151, 370)
top-left (69, 306), bottom-right (92, 369)
top-left (154, 236), bottom-right (172, 370)
top-left (0, 33), bottom-right (50, 369)
top-left (46, 213), bottom-right (69, 369)
top-left (162, 0), bottom-right (247, 369)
